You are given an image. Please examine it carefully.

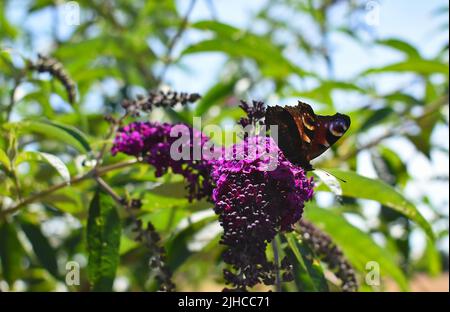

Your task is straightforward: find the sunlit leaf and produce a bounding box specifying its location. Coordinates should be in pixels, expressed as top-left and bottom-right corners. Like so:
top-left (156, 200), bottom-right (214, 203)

top-left (4, 120), bottom-right (91, 153)
top-left (363, 59), bottom-right (448, 75)
top-left (291, 80), bottom-right (364, 107)
top-left (420, 238), bottom-right (442, 277)
top-left (166, 210), bottom-right (218, 272)
top-left (184, 21), bottom-right (311, 79)
top-left (314, 169), bottom-right (342, 196)
top-left (16, 151), bottom-right (71, 183)
top-left (376, 38), bottom-right (421, 58)
top-left (315, 169), bottom-right (434, 240)
top-left (303, 206), bottom-right (409, 291)
top-left (0, 5), bottom-right (18, 39)
top-left (285, 232), bottom-right (329, 292)
top-left (195, 78), bottom-right (238, 116)
top-left (0, 148), bottom-right (11, 172)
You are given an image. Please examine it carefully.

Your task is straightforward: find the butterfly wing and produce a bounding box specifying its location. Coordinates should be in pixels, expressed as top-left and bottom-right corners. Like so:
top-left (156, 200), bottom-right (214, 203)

top-left (266, 101), bottom-right (351, 170)
top-left (265, 105), bottom-right (310, 168)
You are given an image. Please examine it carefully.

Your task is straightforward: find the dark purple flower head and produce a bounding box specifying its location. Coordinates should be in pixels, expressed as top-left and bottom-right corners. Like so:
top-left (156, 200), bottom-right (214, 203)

top-left (212, 136), bottom-right (314, 232)
top-left (112, 121), bottom-right (213, 201)
top-left (211, 136), bottom-right (314, 289)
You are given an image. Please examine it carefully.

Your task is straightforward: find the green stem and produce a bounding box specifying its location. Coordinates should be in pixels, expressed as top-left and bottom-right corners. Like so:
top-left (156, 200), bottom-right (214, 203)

top-left (0, 158), bottom-right (138, 219)
top-left (272, 240), bottom-right (282, 292)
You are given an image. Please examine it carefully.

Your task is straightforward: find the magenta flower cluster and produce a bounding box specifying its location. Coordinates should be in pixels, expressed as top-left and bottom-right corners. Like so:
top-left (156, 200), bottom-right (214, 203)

top-left (112, 122), bottom-right (213, 201)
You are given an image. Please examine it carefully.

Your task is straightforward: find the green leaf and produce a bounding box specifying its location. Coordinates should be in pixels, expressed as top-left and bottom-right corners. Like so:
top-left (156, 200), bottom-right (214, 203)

top-left (119, 235), bottom-right (139, 256)
top-left (376, 38), bottom-right (421, 58)
top-left (4, 120), bottom-right (91, 153)
top-left (20, 220), bottom-right (59, 277)
top-left (291, 80), bottom-right (364, 107)
top-left (363, 59), bottom-right (449, 76)
top-left (149, 181), bottom-right (190, 198)
top-left (87, 188), bottom-right (121, 291)
top-left (142, 192), bottom-right (188, 212)
top-left (304, 206), bottom-right (409, 291)
top-left (314, 169), bottom-right (342, 197)
top-left (41, 188), bottom-right (84, 215)
top-left (15, 151), bottom-right (70, 183)
top-left (407, 106), bottom-right (442, 158)
top-left (285, 232), bottom-right (329, 292)
top-left (194, 78), bottom-right (237, 116)
top-left (0, 221), bottom-right (25, 286)
top-left (185, 21), bottom-right (311, 79)
top-left (192, 20), bottom-right (241, 36)
top-left (376, 146), bottom-right (409, 187)
top-left (418, 238), bottom-right (442, 277)
top-left (360, 107), bottom-right (395, 131)
top-left (42, 120), bottom-right (92, 152)
top-left (0, 49), bottom-right (20, 77)
top-left (315, 169), bottom-right (434, 240)
top-left (0, 148), bottom-right (11, 172)
top-left (166, 210), bottom-right (219, 272)
top-left (383, 92), bottom-right (422, 106)
top-left (0, 5), bottom-right (18, 39)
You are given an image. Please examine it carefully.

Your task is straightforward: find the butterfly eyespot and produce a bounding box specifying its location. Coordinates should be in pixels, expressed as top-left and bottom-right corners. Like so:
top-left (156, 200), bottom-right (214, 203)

top-left (329, 123), bottom-right (346, 137)
top-left (302, 115), bottom-right (316, 130)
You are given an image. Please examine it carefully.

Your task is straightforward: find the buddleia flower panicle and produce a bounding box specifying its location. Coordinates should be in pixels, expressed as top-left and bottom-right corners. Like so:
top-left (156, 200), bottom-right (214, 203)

top-left (211, 136), bottom-right (314, 290)
top-left (121, 90), bottom-right (201, 116)
top-left (132, 219), bottom-right (175, 292)
top-left (29, 54), bottom-right (77, 104)
top-left (299, 220), bottom-right (358, 292)
top-left (111, 121), bottom-right (213, 201)
top-left (111, 97), bottom-right (325, 291)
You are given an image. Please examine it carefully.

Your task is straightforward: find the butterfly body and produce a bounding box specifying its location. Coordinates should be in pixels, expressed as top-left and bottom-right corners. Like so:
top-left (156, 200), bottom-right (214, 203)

top-left (265, 101), bottom-right (350, 170)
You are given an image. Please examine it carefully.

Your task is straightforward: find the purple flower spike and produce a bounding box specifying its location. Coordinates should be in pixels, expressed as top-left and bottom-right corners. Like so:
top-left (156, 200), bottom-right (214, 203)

top-left (210, 136), bottom-right (314, 289)
top-left (112, 121), bottom-right (213, 201)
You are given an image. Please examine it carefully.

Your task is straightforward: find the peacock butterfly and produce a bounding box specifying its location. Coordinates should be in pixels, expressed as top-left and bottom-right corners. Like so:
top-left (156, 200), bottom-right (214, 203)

top-left (265, 100), bottom-right (350, 170)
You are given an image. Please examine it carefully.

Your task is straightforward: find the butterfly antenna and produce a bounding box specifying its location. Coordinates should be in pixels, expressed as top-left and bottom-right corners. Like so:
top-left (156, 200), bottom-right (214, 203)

top-left (314, 168), bottom-right (347, 183)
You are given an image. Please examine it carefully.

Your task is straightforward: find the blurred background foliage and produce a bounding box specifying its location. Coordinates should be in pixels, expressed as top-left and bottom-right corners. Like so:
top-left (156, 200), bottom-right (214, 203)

top-left (0, 0), bottom-right (448, 291)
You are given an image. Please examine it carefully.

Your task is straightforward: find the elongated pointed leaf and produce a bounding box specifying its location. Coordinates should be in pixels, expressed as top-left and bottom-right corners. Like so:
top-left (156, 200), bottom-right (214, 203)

top-left (362, 59), bottom-right (448, 75)
top-left (184, 21), bottom-right (311, 79)
top-left (87, 188), bottom-right (121, 291)
top-left (0, 222), bottom-right (25, 286)
top-left (166, 210), bottom-right (218, 272)
top-left (46, 121), bottom-right (91, 151)
top-left (304, 206), bottom-right (409, 291)
top-left (285, 232), bottom-right (329, 292)
top-left (21, 220), bottom-right (59, 277)
top-left (376, 38), bottom-right (421, 58)
top-left (4, 120), bottom-right (91, 153)
top-left (16, 151), bottom-right (70, 183)
top-left (315, 169), bottom-right (434, 240)
top-left (195, 78), bottom-right (237, 116)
